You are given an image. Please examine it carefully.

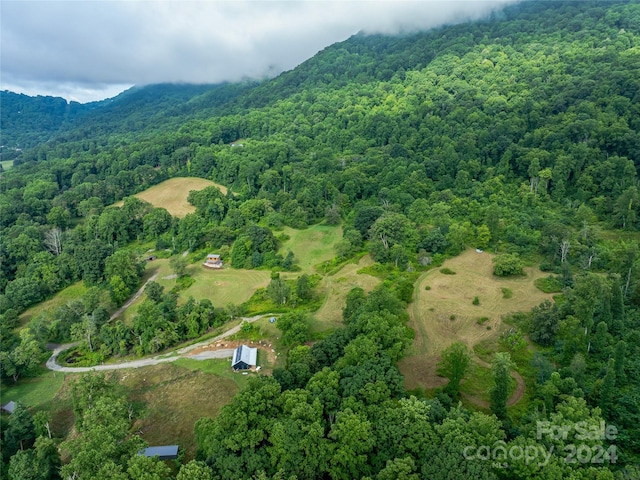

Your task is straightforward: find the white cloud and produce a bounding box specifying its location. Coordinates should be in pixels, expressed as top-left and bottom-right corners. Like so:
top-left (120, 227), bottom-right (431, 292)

top-left (1, 0), bottom-right (519, 102)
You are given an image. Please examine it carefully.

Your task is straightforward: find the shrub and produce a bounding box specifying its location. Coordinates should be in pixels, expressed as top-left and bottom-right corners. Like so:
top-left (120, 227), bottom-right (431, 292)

top-left (477, 317), bottom-right (490, 325)
top-left (501, 287), bottom-right (513, 299)
top-left (424, 285), bottom-right (431, 290)
top-left (472, 296), bottom-right (480, 305)
top-left (440, 267), bottom-right (456, 275)
top-left (492, 253), bottom-right (524, 277)
top-left (534, 276), bottom-right (563, 293)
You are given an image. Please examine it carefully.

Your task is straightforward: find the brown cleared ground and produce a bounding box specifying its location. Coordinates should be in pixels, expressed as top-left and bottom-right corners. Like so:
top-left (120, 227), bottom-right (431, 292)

top-left (312, 255), bottom-right (381, 333)
top-left (399, 249), bottom-right (552, 391)
top-left (116, 364), bottom-right (237, 459)
top-left (114, 177), bottom-right (227, 217)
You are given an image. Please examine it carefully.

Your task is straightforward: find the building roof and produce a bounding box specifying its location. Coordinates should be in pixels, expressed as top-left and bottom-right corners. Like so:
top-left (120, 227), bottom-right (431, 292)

top-left (232, 345), bottom-right (257, 368)
top-left (1, 401), bottom-right (16, 414)
top-left (142, 445), bottom-right (179, 459)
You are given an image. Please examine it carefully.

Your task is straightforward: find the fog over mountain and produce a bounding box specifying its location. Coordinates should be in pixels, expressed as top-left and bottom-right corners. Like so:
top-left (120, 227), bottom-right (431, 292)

top-left (1, 0), bottom-right (518, 102)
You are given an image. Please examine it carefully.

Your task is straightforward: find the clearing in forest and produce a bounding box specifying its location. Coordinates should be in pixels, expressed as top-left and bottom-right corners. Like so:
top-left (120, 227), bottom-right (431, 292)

top-left (168, 264), bottom-right (272, 308)
top-left (18, 281), bottom-right (88, 328)
top-left (312, 255), bottom-right (381, 333)
top-left (115, 177), bottom-right (227, 217)
top-left (399, 249), bottom-right (552, 392)
top-left (278, 224), bottom-right (343, 273)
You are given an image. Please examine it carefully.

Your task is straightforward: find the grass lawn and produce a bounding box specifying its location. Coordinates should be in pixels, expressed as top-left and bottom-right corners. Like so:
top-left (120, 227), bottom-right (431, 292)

top-left (278, 224), bottom-right (342, 273)
top-left (1, 369), bottom-right (67, 408)
top-left (1, 159), bottom-right (14, 171)
top-left (172, 264), bottom-right (272, 308)
top-left (113, 177), bottom-right (228, 218)
top-left (399, 249), bottom-right (552, 392)
top-left (18, 282), bottom-right (88, 328)
top-left (174, 358), bottom-right (253, 388)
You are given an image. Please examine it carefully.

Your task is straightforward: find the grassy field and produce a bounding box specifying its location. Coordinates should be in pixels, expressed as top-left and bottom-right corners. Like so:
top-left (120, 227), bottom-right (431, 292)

top-left (1, 369), bottom-right (67, 408)
top-left (399, 249), bottom-right (552, 392)
top-left (278, 224), bottom-right (343, 273)
top-left (117, 363), bottom-right (238, 459)
top-left (1, 159), bottom-right (14, 171)
top-left (114, 177), bottom-right (228, 217)
top-left (311, 255), bottom-right (381, 333)
top-left (172, 263), bottom-right (272, 307)
top-left (4, 363), bottom-right (240, 461)
top-left (18, 282), bottom-right (88, 328)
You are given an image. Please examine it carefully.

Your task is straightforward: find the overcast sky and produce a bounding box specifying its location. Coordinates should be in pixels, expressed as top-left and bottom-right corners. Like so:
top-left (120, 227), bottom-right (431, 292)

top-left (1, 0), bottom-right (518, 103)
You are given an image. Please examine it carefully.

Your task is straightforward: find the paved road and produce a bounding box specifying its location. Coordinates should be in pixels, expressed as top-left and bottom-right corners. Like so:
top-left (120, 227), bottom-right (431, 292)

top-left (46, 314), bottom-right (269, 373)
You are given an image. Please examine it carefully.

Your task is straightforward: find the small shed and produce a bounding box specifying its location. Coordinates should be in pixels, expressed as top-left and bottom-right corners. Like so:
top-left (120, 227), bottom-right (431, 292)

top-left (1, 401), bottom-right (16, 414)
top-left (232, 345), bottom-right (257, 370)
top-left (141, 445), bottom-right (179, 460)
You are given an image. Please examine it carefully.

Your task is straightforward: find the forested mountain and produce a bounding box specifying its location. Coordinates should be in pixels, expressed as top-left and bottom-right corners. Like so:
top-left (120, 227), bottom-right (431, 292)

top-left (2, 1), bottom-right (640, 479)
top-left (0, 83), bottom-right (256, 156)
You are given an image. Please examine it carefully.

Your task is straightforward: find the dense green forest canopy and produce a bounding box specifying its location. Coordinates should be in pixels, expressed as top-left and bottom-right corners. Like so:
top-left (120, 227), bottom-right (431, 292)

top-left (1, 1), bottom-right (640, 479)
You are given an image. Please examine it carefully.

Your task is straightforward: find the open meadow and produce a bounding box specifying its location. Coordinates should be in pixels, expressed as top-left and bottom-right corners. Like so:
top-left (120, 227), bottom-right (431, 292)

top-left (311, 255), bottom-right (381, 333)
top-left (399, 249), bottom-right (552, 392)
top-left (18, 282), bottom-right (88, 328)
top-left (2, 362), bottom-right (242, 460)
top-left (174, 264), bottom-right (272, 307)
top-left (114, 177), bottom-right (228, 217)
top-left (278, 224), bottom-right (343, 273)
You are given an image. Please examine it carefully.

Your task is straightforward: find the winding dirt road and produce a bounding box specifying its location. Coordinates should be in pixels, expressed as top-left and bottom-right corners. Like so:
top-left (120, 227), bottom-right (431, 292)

top-left (109, 274), bottom-right (158, 322)
top-left (46, 314), bottom-right (269, 373)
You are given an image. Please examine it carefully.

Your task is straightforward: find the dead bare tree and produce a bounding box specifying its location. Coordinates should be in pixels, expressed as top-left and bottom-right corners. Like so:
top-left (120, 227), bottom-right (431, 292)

top-left (44, 227), bottom-right (63, 255)
top-left (560, 239), bottom-right (570, 263)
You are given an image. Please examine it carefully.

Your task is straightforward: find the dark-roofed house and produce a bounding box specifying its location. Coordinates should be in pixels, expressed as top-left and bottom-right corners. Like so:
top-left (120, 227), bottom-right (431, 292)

top-left (1, 401), bottom-right (16, 414)
top-left (232, 345), bottom-right (257, 370)
top-left (141, 445), bottom-right (179, 460)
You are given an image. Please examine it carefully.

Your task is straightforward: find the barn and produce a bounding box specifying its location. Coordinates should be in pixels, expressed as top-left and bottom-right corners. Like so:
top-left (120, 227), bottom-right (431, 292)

top-left (232, 345), bottom-right (257, 370)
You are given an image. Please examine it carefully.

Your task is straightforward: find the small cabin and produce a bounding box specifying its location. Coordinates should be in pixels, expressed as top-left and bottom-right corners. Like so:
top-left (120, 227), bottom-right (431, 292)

top-left (232, 345), bottom-right (257, 371)
top-left (203, 253), bottom-right (223, 269)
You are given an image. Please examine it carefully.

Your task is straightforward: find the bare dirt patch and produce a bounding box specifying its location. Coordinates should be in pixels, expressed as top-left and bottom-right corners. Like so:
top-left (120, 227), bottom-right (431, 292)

top-left (400, 249), bottom-right (552, 393)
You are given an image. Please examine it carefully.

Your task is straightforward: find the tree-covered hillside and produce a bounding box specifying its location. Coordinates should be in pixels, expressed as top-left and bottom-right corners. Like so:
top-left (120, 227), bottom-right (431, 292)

top-left (1, 1), bottom-right (640, 479)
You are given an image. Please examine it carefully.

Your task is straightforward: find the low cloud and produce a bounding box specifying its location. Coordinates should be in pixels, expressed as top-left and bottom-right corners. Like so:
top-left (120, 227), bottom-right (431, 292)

top-left (1, 0), bottom-right (518, 102)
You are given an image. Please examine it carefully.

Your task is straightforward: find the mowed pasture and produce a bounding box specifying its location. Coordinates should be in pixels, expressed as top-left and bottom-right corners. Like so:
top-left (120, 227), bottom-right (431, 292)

top-left (114, 177), bottom-right (228, 217)
top-left (169, 263), bottom-right (272, 308)
top-left (312, 255), bottom-right (381, 333)
top-left (399, 249), bottom-right (552, 391)
top-left (278, 224), bottom-right (343, 273)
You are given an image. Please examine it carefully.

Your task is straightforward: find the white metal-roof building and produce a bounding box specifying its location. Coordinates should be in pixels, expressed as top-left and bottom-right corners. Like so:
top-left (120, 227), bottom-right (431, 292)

top-left (232, 345), bottom-right (257, 370)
